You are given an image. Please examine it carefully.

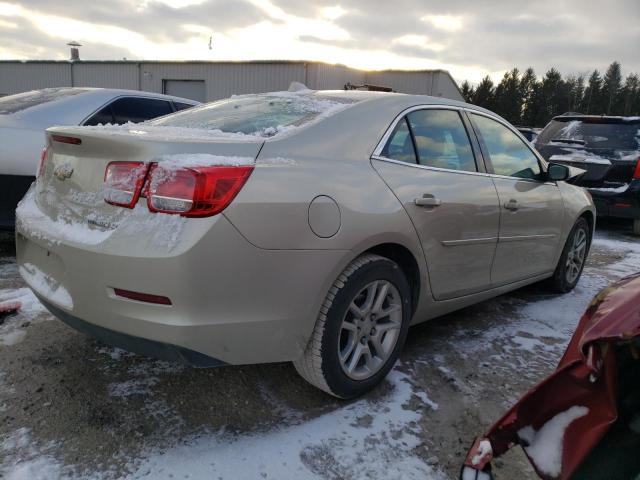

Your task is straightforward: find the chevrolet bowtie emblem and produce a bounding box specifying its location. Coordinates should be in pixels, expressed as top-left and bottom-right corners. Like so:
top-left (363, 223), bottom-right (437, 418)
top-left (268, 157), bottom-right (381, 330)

top-left (53, 164), bottom-right (74, 181)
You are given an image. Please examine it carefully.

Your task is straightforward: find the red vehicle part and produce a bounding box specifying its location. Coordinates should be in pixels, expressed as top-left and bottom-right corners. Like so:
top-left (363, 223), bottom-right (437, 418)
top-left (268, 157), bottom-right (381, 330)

top-left (462, 272), bottom-right (640, 480)
top-left (0, 301), bottom-right (22, 315)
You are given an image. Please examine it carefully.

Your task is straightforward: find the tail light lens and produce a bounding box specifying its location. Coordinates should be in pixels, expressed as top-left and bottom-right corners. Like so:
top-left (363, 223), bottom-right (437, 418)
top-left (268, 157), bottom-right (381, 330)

top-left (37, 147), bottom-right (48, 179)
top-left (634, 158), bottom-right (640, 180)
top-left (146, 164), bottom-right (253, 217)
top-left (104, 161), bottom-right (149, 208)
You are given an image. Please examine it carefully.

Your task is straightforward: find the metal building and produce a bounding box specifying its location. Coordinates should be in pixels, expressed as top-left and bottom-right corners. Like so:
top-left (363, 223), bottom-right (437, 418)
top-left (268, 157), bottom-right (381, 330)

top-left (0, 60), bottom-right (463, 102)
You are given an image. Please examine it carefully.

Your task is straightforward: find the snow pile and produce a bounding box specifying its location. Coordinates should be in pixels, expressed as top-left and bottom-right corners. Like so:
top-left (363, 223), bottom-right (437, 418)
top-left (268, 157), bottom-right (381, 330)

top-left (549, 152), bottom-right (611, 166)
top-left (17, 185), bottom-right (188, 253)
top-left (119, 369), bottom-right (443, 480)
top-left (518, 406), bottom-right (589, 477)
top-left (0, 428), bottom-right (66, 480)
top-left (0, 287), bottom-right (48, 347)
top-left (155, 153), bottom-right (254, 170)
top-left (19, 263), bottom-right (73, 310)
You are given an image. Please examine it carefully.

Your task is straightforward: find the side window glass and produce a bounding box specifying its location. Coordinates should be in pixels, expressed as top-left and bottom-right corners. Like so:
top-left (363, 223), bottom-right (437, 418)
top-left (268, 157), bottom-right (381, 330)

top-left (406, 110), bottom-right (477, 172)
top-left (83, 105), bottom-right (114, 126)
top-left (381, 118), bottom-right (417, 164)
top-left (173, 101), bottom-right (195, 112)
top-left (110, 98), bottom-right (174, 124)
top-left (471, 114), bottom-right (542, 180)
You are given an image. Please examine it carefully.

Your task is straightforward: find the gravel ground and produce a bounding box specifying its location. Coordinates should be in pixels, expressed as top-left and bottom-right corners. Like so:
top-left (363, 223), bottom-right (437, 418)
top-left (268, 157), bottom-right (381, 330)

top-left (0, 221), bottom-right (639, 480)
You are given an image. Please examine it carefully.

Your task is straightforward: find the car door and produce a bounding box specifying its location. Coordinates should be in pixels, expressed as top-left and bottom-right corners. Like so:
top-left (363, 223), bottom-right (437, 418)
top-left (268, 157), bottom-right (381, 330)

top-left (372, 107), bottom-right (501, 300)
top-left (468, 112), bottom-right (564, 286)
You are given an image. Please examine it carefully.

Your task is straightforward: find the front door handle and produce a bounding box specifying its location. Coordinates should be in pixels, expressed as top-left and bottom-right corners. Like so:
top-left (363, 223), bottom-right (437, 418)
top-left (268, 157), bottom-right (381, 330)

top-left (415, 195), bottom-right (442, 207)
top-left (504, 199), bottom-right (519, 211)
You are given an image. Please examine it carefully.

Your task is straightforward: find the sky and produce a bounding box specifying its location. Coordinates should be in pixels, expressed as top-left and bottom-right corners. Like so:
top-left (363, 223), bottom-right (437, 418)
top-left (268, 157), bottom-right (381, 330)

top-left (0, 0), bottom-right (639, 84)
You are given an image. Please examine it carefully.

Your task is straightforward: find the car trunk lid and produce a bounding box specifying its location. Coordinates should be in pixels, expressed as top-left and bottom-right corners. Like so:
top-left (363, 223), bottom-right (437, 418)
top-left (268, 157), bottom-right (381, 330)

top-left (33, 125), bottom-right (263, 237)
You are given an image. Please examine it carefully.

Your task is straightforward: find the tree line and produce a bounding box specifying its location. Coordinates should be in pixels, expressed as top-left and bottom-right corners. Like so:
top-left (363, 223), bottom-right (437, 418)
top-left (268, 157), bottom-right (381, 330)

top-left (460, 61), bottom-right (640, 128)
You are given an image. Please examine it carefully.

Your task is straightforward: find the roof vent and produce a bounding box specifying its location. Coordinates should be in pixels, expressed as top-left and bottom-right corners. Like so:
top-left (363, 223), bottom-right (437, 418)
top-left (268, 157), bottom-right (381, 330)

top-left (67, 41), bottom-right (82, 61)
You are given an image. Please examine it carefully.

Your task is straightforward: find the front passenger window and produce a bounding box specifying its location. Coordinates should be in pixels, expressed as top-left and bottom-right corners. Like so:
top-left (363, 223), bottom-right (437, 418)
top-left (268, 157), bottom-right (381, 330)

top-left (470, 113), bottom-right (542, 180)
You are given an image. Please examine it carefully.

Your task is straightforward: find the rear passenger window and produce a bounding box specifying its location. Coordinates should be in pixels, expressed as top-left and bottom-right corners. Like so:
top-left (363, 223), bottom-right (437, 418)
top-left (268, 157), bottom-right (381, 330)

top-left (381, 118), bottom-right (417, 164)
top-left (109, 97), bottom-right (174, 124)
top-left (406, 110), bottom-right (477, 172)
top-left (83, 105), bottom-right (115, 126)
top-left (173, 101), bottom-right (195, 112)
top-left (470, 113), bottom-right (542, 180)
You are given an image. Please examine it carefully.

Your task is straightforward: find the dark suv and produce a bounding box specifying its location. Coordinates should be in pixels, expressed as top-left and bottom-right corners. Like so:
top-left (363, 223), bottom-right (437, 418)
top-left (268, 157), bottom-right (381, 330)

top-left (535, 115), bottom-right (640, 235)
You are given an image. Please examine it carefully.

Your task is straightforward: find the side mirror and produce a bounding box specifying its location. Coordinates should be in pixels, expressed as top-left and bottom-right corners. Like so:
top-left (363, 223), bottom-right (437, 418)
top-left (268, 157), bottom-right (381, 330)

top-left (547, 163), bottom-right (570, 182)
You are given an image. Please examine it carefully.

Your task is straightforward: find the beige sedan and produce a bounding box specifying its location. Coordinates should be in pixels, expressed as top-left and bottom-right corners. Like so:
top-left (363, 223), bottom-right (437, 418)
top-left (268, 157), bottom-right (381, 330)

top-left (16, 90), bottom-right (594, 398)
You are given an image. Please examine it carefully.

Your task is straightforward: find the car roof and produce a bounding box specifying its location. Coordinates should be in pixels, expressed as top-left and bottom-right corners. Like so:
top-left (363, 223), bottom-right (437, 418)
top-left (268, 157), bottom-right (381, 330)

top-left (551, 114), bottom-right (640, 124)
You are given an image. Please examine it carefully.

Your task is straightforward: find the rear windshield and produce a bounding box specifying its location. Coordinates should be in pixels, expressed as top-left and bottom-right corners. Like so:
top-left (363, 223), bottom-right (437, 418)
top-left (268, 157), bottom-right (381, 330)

top-left (0, 88), bottom-right (89, 115)
top-left (150, 93), bottom-right (355, 137)
top-left (536, 119), bottom-right (640, 150)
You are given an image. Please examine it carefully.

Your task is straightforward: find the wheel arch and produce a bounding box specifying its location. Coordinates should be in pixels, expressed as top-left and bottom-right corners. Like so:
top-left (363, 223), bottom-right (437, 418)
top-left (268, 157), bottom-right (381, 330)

top-left (360, 242), bottom-right (422, 316)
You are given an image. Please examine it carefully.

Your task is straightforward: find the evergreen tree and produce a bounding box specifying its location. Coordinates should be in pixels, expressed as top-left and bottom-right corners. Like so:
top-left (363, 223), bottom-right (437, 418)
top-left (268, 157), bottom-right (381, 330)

top-left (472, 76), bottom-right (495, 110)
top-left (581, 70), bottom-right (605, 114)
top-left (620, 74), bottom-right (639, 115)
top-left (602, 61), bottom-right (623, 114)
top-left (493, 68), bottom-right (522, 124)
top-left (539, 68), bottom-right (569, 124)
top-left (460, 80), bottom-right (474, 103)
top-left (565, 74), bottom-right (585, 112)
top-left (519, 67), bottom-right (539, 126)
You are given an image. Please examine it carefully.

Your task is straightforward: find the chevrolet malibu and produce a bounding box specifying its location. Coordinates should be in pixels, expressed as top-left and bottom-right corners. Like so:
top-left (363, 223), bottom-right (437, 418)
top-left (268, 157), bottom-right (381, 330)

top-left (16, 90), bottom-right (595, 399)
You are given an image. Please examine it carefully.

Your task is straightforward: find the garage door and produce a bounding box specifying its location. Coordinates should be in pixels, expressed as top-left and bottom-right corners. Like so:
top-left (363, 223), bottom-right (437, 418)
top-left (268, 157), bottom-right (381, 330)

top-left (163, 80), bottom-right (206, 103)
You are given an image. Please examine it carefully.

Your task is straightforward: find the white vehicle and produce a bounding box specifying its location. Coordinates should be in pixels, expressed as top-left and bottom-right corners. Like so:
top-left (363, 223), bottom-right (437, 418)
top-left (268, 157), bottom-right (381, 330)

top-left (0, 87), bottom-right (199, 228)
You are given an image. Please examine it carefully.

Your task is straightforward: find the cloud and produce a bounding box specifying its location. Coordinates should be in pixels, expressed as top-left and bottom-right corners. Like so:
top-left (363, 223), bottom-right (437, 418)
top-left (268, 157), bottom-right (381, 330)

top-left (0, 0), bottom-right (638, 84)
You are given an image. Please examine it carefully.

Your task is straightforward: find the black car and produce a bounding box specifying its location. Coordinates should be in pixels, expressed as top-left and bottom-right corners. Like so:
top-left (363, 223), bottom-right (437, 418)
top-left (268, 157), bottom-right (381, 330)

top-left (535, 115), bottom-right (640, 235)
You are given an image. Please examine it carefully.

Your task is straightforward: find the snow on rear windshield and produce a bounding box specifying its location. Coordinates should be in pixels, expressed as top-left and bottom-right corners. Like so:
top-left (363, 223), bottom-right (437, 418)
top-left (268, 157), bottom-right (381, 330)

top-left (537, 119), bottom-right (639, 150)
top-left (149, 92), bottom-right (357, 137)
top-left (0, 88), bottom-right (89, 115)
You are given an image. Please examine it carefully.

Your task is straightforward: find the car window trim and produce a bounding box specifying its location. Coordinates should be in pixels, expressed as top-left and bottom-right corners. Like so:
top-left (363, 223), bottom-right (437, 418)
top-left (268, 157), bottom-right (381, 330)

top-left (374, 105), bottom-right (482, 174)
top-left (464, 109), bottom-right (550, 182)
top-left (79, 94), bottom-right (186, 126)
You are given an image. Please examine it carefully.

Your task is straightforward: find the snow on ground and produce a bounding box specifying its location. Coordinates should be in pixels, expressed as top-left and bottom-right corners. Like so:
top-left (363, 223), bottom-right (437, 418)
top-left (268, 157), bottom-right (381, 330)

top-left (0, 229), bottom-right (639, 479)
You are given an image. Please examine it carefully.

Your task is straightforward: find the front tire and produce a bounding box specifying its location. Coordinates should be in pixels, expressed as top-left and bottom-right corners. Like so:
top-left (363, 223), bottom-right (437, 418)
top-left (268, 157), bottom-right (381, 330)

top-left (548, 217), bottom-right (590, 293)
top-left (633, 219), bottom-right (640, 236)
top-left (294, 254), bottom-right (412, 399)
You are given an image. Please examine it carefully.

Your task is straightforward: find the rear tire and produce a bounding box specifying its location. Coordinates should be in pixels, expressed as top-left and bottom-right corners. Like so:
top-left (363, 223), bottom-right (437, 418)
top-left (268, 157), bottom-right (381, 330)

top-left (548, 217), bottom-right (591, 293)
top-left (293, 254), bottom-right (412, 399)
top-left (633, 219), bottom-right (640, 236)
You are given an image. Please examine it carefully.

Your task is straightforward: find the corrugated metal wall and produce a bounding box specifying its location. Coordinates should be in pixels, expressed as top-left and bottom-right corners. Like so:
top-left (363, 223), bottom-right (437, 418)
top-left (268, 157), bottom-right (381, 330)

top-left (0, 61), bottom-right (463, 101)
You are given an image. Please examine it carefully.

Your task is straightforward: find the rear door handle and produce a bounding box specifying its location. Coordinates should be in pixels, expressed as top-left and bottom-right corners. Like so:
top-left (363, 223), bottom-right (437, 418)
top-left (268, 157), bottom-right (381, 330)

top-left (415, 195), bottom-right (442, 207)
top-left (504, 199), bottom-right (519, 211)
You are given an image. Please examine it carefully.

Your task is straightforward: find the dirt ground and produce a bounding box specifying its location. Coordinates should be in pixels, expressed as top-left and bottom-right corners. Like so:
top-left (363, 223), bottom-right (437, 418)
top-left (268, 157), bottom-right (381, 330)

top-left (0, 220), bottom-right (638, 480)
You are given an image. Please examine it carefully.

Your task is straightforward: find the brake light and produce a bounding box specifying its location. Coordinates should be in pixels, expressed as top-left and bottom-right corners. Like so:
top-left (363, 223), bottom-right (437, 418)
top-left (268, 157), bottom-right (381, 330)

top-left (146, 164), bottom-right (253, 217)
top-left (104, 161), bottom-right (149, 208)
top-left (51, 134), bottom-right (82, 145)
top-left (37, 147), bottom-right (48, 179)
top-left (634, 158), bottom-right (640, 180)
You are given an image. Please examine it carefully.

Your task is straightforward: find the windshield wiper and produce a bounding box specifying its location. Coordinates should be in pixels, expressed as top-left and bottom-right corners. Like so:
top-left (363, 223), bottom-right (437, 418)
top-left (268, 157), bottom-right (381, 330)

top-left (551, 138), bottom-right (586, 145)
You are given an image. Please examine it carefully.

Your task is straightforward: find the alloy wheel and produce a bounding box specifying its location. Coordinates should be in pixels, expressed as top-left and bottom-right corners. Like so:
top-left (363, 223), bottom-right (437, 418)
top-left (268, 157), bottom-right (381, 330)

top-left (338, 280), bottom-right (403, 380)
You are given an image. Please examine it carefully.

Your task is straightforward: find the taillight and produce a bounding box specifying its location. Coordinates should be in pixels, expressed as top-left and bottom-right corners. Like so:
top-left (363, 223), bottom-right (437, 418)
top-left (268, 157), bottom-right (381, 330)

top-left (634, 158), bottom-right (640, 180)
top-left (51, 134), bottom-right (82, 145)
top-left (146, 164), bottom-right (253, 217)
top-left (104, 161), bottom-right (149, 208)
top-left (37, 147), bottom-right (48, 179)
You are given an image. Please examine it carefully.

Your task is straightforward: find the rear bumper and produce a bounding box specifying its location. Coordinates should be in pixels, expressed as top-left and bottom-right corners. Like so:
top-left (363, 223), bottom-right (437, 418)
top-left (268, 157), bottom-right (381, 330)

top-left (0, 174), bottom-right (33, 229)
top-left (16, 198), bottom-right (349, 365)
top-left (40, 297), bottom-right (225, 367)
top-left (588, 181), bottom-right (640, 220)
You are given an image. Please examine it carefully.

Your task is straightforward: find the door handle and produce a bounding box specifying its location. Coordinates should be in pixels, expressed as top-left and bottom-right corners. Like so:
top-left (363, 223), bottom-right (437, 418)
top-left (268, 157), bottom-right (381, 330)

top-left (504, 199), bottom-right (519, 211)
top-left (415, 195), bottom-right (442, 207)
